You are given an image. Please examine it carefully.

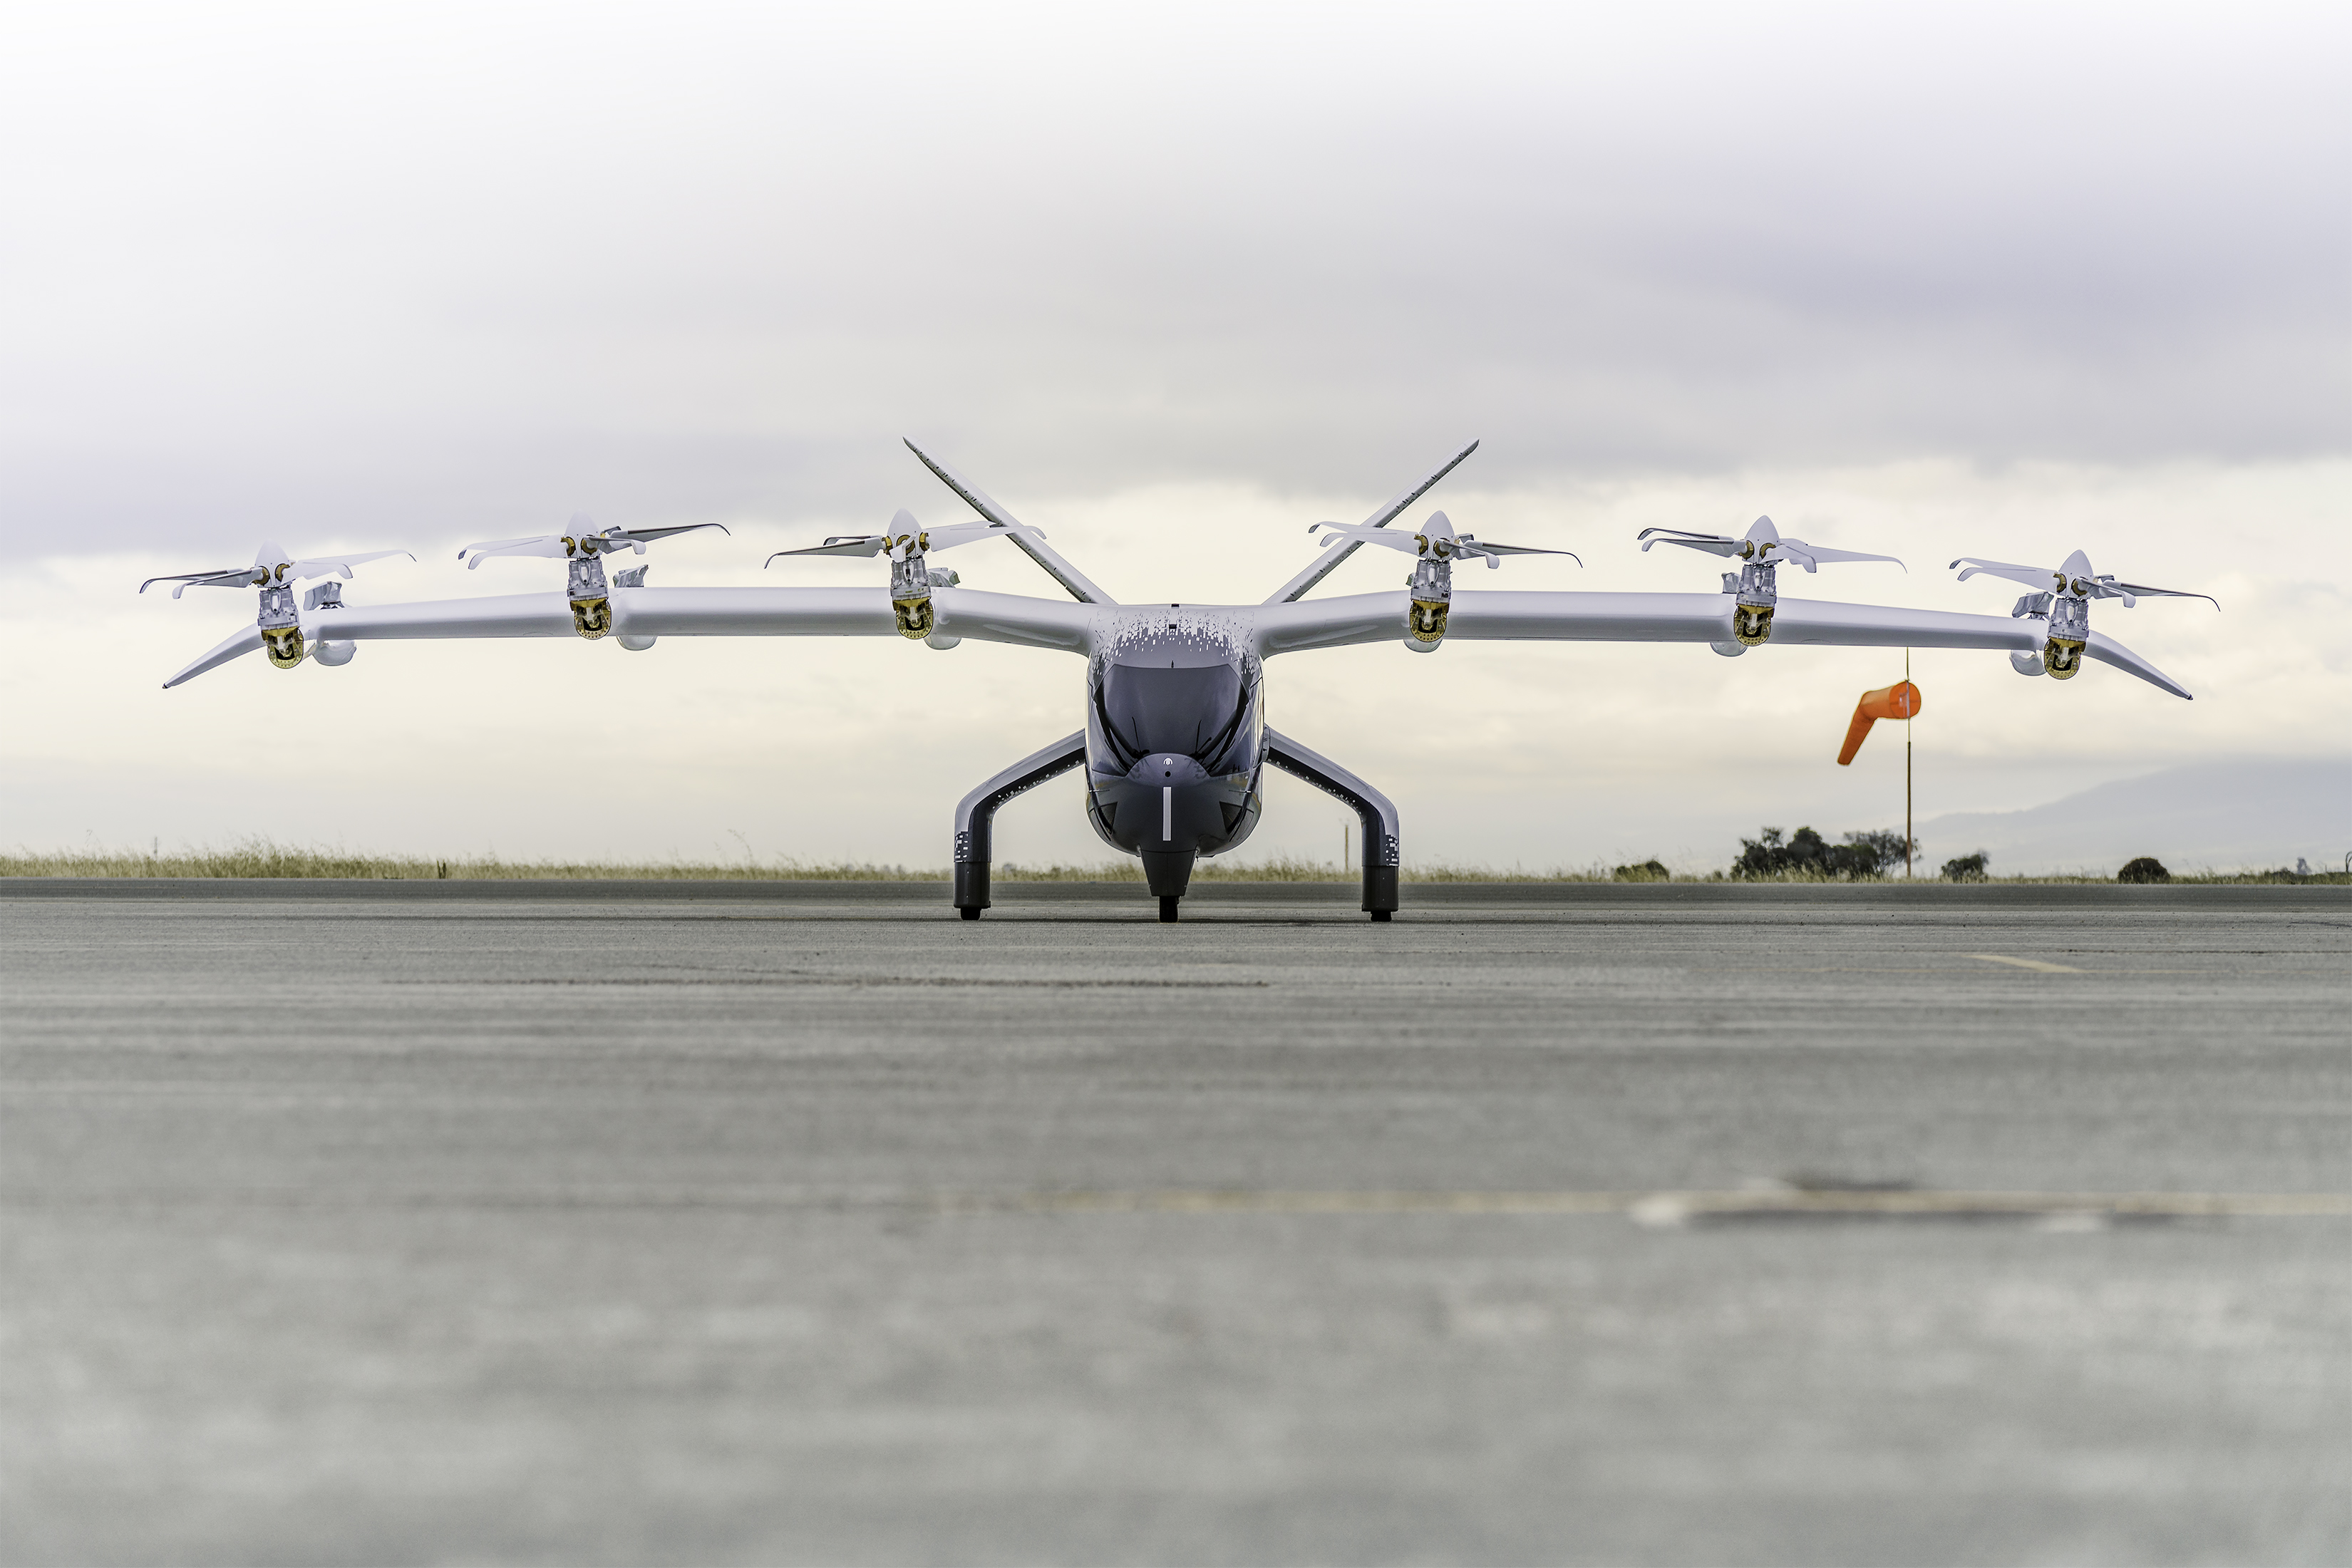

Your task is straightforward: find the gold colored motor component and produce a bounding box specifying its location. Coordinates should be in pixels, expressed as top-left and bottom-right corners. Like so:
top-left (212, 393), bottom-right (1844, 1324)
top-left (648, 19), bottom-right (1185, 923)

top-left (2043, 636), bottom-right (2084, 679)
top-left (255, 582), bottom-right (305, 667)
top-left (888, 552), bottom-right (936, 639)
top-left (893, 594), bottom-right (935, 639)
top-left (1404, 555), bottom-right (1451, 651)
top-left (563, 552), bottom-right (614, 639)
top-left (1726, 559), bottom-right (1779, 646)
top-left (262, 626), bottom-right (306, 669)
top-left (570, 597), bottom-right (613, 639)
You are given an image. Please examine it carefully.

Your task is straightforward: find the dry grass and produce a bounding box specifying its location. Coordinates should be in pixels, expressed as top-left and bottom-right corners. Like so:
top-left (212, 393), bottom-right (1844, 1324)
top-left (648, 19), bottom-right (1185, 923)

top-left (0, 841), bottom-right (943, 882)
top-left (0, 840), bottom-right (1596, 883)
top-left (1713, 867), bottom-right (2348, 885)
top-left (1, 838), bottom-right (2341, 886)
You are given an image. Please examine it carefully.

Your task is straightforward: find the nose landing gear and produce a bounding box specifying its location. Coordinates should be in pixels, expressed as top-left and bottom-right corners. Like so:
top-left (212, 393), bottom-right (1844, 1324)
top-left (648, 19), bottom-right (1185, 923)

top-left (1143, 850), bottom-right (1195, 924)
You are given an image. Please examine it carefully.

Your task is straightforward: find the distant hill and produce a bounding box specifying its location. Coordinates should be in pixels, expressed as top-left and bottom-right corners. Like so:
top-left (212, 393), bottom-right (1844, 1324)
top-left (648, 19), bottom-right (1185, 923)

top-left (1917, 757), bottom-right (2349, 875)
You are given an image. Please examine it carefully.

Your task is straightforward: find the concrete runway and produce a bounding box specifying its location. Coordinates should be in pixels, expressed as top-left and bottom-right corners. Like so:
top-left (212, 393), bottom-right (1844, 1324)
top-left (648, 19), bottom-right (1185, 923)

top-left (4, 880), bottom-right (2347, 1565)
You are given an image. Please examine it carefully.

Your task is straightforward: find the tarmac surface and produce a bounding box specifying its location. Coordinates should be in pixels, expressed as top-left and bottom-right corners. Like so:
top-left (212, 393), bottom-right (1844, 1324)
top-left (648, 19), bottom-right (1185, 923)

top-left (3, 880), bottom-right (2348, 1565)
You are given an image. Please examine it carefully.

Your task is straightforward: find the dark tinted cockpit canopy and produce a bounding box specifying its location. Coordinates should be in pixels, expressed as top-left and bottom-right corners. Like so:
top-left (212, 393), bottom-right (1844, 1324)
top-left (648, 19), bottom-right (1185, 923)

top-left (1093, 656), bottom-right (1259, 775)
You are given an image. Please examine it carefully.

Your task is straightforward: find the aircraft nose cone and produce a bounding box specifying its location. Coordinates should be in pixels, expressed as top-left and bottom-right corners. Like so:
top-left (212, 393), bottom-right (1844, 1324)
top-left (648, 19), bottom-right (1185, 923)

top-left (1131, 753), bottom-right (1211, 785)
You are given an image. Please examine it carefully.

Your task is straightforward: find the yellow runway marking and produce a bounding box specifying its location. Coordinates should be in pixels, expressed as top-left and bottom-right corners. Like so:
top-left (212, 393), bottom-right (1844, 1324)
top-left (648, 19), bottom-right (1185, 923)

top-left (11, 1188), bottom-right (2349, 1219)
top-left (1969, 953), bottom-right (2085, 972)
top-left (1778, 967), bottom-right (2321, 975)
top-left (953, 1190), bottom-right (2352, 1219)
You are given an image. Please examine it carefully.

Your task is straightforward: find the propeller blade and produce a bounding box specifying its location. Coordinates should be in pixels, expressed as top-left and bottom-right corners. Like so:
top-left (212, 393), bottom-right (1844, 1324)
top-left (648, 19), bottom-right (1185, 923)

top-left (1636, 528), bottom-right (1742, 557)
top-left (144, 542), bottom-right (413, 595)
top-left (918, 520), bottom-right (1033, 553)
top-left (279, 548), bottom-right (415, 582)
top-left (458, 535), bottom-right (571, 567)
top-left (1776, 540), bottom-right (1905, 573)
top-left (1951, 557), bottom-right (2064, 591)
top-left (1311, 521), bottom-right (1423, 555)
top-left (1458, 540), bottom-right (1584, 568)
top-left (2113, 582), bottom-right (2220, 610)
top-left (587, 522), bottom-right (732, 554)
top-left (765, 518), bottom-right (1033, 569)
top-left (767, 537), bottom-right (889, 563)
top-left (2079, 577), bottom-right (2135, 607)
top-left (139, 568), bottom-right (256, 598)
top-left (1463, 540), bottom-right (1579, 559)
top-left (1954, 556), bottom-right (2214, 609)
top-left (460, 520), bottom-right (726, 567)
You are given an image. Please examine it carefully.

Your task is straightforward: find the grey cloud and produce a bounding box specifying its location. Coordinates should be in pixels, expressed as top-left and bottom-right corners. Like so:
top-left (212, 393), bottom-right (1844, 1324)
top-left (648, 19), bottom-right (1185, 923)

top-left (2, 2), bottom-right (2343, 558)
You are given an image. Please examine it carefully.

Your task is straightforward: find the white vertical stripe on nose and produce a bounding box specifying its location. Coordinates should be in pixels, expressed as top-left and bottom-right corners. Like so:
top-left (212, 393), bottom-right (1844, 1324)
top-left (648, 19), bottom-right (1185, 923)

top-left (1162, 786), bottom-right (1172, 840)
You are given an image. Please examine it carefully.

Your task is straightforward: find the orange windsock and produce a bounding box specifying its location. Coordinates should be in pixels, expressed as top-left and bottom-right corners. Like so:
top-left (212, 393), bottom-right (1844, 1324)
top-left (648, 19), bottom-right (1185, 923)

top-left (1836, 681), bottom-right (1922, 766)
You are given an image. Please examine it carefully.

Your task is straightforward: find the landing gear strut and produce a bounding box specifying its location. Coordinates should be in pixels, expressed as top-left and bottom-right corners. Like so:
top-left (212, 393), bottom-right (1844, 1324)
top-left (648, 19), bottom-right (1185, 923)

top-left (950, 728), bottom-right (1401, 924)
top-left (1265, 727), bottom-right (1401, 922)
top-left (952, 731), bottom-right (1088, 922)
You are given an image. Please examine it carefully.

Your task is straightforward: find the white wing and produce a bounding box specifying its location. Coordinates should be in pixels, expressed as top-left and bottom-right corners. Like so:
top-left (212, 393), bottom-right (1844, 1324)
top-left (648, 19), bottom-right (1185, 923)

top-left (158, 587), bottom-right (1095, 685)
top-left (1254, 590), bottom-right (2192, 698)
top-left (615, 587), bottom-right (1090, 646)
top-left (162, 625), bottom-right (267, 688)
top-left (304, 592), bottom-right (579, 639)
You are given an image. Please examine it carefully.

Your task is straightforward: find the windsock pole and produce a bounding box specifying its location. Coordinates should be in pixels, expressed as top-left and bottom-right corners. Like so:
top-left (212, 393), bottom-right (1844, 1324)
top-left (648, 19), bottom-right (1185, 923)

top-left (1835, 668), bottom-right (1923, 874)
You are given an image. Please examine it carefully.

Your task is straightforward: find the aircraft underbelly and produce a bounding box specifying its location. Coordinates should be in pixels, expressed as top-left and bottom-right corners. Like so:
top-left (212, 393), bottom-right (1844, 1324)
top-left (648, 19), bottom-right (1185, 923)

top-left (1086, 766), bottom-right (1261, 857)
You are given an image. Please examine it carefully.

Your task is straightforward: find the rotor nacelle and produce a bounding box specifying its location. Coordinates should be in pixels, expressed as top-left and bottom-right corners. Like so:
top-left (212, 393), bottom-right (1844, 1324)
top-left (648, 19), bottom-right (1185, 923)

top-left (458, 517), bottom-right (730, 641)
top-left (768, 508), bottom-right (1035, 641)
top-left (2043, 592), bottom-right (2090, 679)
top-left (1727, 561), bottom-right (1778, 648)
top-left (1639, 516), bottom-right (1903, 649)
top-left (307, 585), bottom-right (359, 664)
top-left (1305, 509), bottom-right (1579, 652)
top-left (1953, 547), bottom-right (2217, 683)
top-left (139, 540), bottom-right (413, 671)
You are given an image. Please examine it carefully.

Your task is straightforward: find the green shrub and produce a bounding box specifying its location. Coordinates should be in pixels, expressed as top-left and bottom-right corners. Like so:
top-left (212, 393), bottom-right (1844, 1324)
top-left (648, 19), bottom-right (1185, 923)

top-left (1733, 827), bottom-right (1912, 880)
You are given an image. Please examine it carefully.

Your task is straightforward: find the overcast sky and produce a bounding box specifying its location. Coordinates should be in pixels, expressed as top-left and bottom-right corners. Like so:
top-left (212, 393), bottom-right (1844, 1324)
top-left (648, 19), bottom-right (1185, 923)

top-left (4, 2), bottom-right (2346, 871)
